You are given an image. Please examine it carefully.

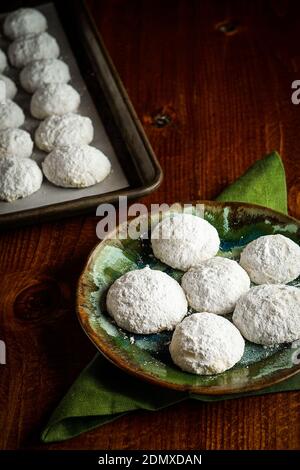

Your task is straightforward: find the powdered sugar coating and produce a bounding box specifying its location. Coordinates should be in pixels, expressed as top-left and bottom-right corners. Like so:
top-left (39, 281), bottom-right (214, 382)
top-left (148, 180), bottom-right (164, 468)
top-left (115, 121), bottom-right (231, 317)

top-left (0, 99), bottom-right (25, 129)
top-left (0, 129), bottom-right (33, 159)
top-left (35, 113), bottom-right (94, 152)
top-left (170, 312), bottom-right (245, 375)
top-left (20, 59), bottom-right (71, 93)
top-left (0, 81), bottom-right (6, 101)
top-left (182, 257), bottom-right (250, 315)
top-left (0, 50), bottom-right (8, 73)
top-left (8, 32), bottom-right (59, 68)
top-left (4, 8), bottom-right (47, 40)
top-left (0, 75), bottom-right (17, 100)
top-left (42, 144), bottom-right (111, 188)
top-left (106, 267), bottom-right (188, 334)
top-left (151, 213), bottom-right (220, 271)
top-left (240, 234), bottom-right (300, 284)
top-left (0, 157), bottom-right (42, 202)
top-left (30, 83), bottom-right (80, 119)
top-left (233, 284), bottom-right (300, 345)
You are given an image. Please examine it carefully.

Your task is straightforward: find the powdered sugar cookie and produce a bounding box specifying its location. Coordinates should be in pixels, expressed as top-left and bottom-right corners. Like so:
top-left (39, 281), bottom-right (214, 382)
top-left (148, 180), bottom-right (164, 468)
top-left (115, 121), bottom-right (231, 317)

top-left (106, 267), bottom-right (188, 334)
top-left (4, 8), bottom-right (47, 40)
top-left (170, 312), bottom-right (245, 375)
top-left (0, 50), bottom-right (8, 73)
top-left (0, 75), bottom-right (17, 100)
top-left (8, 32), bottom-right (59, 68)
top-left (20, 59), bottom-right (70, 93)
top-left (182, 257), bottom-right (250, 315)
top-left (151, 213), bottom-right (220, 271)
top-left (30, 83), bottom-right (80, 119)
top-left (233, 284), bottom-right (300, 345)
top-left (0, 157), bottom-right (42, 202)
top-left (35, 113), bottom-right (93, 152)
top-left (0, 99), bottom-right (25, 130)
top-left (0, 129), bottom-right (33, 159)
top-left (42, 144), bottom-right (111, 188)
top-left (240, 234), bottom-right (300, 284)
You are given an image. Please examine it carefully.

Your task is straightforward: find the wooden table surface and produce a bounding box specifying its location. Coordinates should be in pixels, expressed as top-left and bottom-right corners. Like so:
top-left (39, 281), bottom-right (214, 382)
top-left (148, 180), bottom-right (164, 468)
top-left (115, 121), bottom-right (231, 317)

top-left (1, 0), bottom-right (300, 450)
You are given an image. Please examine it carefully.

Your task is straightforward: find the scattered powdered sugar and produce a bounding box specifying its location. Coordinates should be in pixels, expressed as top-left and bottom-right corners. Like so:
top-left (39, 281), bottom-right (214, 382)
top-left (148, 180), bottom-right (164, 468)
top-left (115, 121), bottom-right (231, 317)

top-left (169, 312), bottom-right (245, 375)
top-left (30, 83), bottom-right (80, 119)
top-left (240, 234), bottom-right (300, 284)
top-left (35, 113), bottom-right (93, 152)
top-left (106, 266), bottom-right (188, 334)
top-left (151, 213), bottom-right (220, 271)
top-left (182, 257), bottom-right (250, 315)
top-left (233, 284), bottom-right (300, 345)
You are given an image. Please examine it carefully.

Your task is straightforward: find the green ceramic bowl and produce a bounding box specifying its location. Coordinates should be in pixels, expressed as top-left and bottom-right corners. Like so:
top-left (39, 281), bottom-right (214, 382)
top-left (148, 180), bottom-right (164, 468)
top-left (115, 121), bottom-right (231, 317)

top-left (77, 201), bottom-right (300, 394)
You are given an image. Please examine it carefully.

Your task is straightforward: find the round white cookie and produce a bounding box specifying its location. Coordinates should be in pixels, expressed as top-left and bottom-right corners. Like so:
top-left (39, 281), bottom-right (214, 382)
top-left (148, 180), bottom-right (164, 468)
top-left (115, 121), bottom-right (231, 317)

top-left (106, 267), bottom-right (188, 334)
top-left (181, 257), bottom-right (250, 315)
top-left (0, 100), bottom-right (25, 130)
top-left (0, 81), bottom-right (6, 102)
top-left (151, 213), bottom-right (220, 271)
top-left (240, 234), bottom-right (300, 284)
top-left (233, 285), bottom-right (300, 345)
top-left (42, 144), bottom-right (111, 188)
top-left (35, 113), bottom-right (94, 152)
top-left (4, 8), bottom-right (47, 40)
top-left (0, 157), bottom-right (43, 202)
top-left (0, 129), bottom-right (33, 159)
top-left (30, 83), bottom-right (80, 119)
top-left (0, 75), bottom-right (17, 100)
top-left (8, 32), bottom-right (59, 68)
top-left (20, 59), bottom-right (71, 93)
top-left (0, 50), bottom-right (8, 73)
top-left (170, 312), bottom-right (245, 375)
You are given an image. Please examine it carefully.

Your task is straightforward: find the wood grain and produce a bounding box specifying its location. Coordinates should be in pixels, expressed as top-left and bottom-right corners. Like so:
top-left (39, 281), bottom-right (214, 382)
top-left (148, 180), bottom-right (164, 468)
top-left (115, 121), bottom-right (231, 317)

top-left (1, 0), bottom-right (300, 450)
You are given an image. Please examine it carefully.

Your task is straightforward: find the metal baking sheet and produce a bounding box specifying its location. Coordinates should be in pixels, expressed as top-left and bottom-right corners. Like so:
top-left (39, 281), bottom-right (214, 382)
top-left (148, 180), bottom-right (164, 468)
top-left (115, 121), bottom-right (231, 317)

top-left (0, 2), bottom-right (129, 216)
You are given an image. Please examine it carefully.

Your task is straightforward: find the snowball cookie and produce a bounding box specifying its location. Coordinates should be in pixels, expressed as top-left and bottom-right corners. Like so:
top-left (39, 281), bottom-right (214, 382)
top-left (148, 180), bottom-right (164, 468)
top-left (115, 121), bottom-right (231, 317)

top-left (0, 129), bottom-right (33, 159)
top-left (0, 75), bottom-right (17, 100)
top-left (0, 81), bottom-right (6, 102)
top-left (0, 157), bottom-right (42, 202)
top-left (106, 267), bottom-right (188, 334)
top-left (30, 83), bottom-right (80, 119)
top-left (4, 8), bottom-right (47, 40)
top-left (8, 32), bottom-right (59, 68)
top-left (170, 312), bottom-right (245, 375)
top-left (42, 144), bottom-right (111, 188)
top-left (0, 50), bottom-right (8, 73)
top-left (240, 234), bottom-right (300, 285)
top-left (182, 257), bottom-right (250, 315)
top-left (151, 213), bottom-right (220, 271)
top-left (233, 285), bottom-right (300, 345)
top-left (20, 59), bottom-right (71, 93)
top-left (0, 100), bottom-right (25, 130)
top-left (35, 113), bottom-right (94, 152)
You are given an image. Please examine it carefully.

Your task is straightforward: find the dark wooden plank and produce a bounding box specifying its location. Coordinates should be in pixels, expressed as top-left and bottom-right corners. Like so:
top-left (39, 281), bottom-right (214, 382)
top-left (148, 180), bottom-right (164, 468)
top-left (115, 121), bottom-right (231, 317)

top-left (1, 0), bottom-right (300, 450)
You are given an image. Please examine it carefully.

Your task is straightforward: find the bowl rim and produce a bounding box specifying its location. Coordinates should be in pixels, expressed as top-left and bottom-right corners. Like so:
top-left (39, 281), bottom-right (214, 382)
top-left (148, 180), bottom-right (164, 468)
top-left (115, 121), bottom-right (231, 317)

top-left (76, 200), bottom-right (300, 395)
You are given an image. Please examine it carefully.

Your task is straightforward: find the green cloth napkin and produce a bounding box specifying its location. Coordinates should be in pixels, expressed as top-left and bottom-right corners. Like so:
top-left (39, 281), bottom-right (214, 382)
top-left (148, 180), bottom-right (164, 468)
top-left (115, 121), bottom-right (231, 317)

top-left (42, 151), bottom-right (298, 443)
